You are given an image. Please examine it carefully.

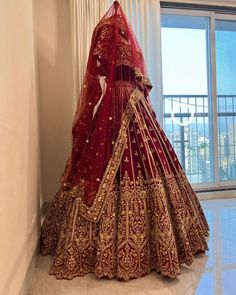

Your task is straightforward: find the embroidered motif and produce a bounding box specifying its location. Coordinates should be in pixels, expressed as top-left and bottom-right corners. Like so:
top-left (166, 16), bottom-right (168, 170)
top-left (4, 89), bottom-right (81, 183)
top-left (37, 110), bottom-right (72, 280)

top-left (41, 86), bottom-right (209, 281)
top-left (41, 170), bottom-right (209, 280)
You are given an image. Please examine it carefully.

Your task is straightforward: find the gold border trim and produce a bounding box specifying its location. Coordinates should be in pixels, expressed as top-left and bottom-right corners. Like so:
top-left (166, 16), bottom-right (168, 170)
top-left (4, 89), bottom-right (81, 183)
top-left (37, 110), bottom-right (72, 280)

top-left (74, 87), bottom-right (144, 222)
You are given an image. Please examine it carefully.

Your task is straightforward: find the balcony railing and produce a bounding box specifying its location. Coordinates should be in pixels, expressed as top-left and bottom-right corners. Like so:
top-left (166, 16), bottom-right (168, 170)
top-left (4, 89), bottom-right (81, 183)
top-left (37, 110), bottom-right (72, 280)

top-left (163, 94), bottom-right (236, 183)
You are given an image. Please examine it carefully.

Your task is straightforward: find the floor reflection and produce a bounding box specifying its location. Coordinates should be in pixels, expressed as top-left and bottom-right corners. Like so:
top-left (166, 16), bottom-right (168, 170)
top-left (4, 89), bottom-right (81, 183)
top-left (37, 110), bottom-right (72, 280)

top-left (196, 198), bottom-right (236, 295)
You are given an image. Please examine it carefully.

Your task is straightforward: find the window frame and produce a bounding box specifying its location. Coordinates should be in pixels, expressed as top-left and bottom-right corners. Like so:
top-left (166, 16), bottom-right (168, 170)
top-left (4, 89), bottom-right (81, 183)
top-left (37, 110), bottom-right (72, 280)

top-left (161, 8), bottom-right (236, 191)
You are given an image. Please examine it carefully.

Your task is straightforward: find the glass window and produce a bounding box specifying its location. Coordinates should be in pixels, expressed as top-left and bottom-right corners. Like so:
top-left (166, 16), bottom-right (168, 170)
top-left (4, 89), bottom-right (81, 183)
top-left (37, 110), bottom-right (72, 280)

top-left (161, 14), bottom-right (213, 184)
top-left (216, 20), bottom-right (236, 181)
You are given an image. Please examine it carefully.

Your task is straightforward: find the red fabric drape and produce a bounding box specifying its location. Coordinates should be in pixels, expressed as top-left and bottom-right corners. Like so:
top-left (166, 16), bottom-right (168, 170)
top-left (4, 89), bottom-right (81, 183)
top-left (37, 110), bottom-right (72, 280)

top-left (62, 1), bottom-right (152, 206)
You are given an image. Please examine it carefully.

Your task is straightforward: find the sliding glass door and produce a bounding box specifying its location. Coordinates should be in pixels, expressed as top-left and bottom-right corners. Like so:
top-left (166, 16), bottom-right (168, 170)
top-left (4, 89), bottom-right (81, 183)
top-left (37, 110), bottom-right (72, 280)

top-left (161, 14), bottom-right (213, 184)
top-left (216, 19), bottom-right (236, 181)
top-left (161, 10), bottom-right (236, 188)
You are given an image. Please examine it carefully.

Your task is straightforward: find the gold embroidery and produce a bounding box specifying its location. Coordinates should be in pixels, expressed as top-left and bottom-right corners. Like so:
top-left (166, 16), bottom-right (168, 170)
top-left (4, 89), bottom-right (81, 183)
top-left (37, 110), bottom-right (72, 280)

top-left (124, 156), bottom-right (129, 163)
top-left (92, 17), bottom-right (142, 69)
top-left (41, 170), bottom-right (209, 280)
top-left (41, 86), bottom-right (209, 281)
top-left (134, 67), bottom-right (153, 89)
top-left (77, 87), bottom-right (143, 222)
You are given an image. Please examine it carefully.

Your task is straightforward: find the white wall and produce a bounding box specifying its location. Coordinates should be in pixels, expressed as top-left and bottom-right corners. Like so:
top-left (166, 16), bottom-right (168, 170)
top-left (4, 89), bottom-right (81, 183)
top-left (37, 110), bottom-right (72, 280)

top-left (35, 0), bottom-right (74, 203)
top-left (0, 0), bottom-right (40, 294)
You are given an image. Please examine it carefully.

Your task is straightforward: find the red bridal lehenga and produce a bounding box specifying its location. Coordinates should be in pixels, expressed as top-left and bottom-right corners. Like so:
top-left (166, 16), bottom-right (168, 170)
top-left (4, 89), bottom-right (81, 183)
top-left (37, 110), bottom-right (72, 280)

top-left (41, 1), bottom-right (209, 280)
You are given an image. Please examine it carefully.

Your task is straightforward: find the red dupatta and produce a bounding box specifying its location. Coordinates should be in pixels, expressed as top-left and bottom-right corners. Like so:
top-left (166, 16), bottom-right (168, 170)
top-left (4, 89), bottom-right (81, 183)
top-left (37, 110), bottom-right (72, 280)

top-left (61, 1), bottom-right (152, 209)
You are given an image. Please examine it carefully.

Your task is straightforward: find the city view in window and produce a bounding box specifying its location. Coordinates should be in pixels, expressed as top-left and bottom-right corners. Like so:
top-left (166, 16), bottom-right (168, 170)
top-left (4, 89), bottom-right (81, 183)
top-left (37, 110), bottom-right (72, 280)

top-left (161, 14), bottom-right (213, 184)
top-left (216, 19), bottom-right (236, 181)
top-left (161, 14), bottom-right (236, 185)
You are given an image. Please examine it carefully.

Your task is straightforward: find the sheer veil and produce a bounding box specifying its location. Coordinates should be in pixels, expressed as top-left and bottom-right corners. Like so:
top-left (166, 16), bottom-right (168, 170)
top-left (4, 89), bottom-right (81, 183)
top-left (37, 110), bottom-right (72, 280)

top-left (62, 1), bottom-right (152, 206)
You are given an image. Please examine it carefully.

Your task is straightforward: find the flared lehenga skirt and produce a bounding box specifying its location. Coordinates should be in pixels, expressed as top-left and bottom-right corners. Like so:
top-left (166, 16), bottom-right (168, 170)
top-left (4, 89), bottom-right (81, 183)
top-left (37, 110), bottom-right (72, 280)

top-left (41, 82), bottom-right (209, 280)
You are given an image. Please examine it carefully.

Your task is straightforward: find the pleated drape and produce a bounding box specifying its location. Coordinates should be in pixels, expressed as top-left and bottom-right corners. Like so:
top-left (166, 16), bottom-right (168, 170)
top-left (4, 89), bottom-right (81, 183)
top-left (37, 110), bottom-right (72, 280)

top-left (69, 0), bottom-right (108, 109)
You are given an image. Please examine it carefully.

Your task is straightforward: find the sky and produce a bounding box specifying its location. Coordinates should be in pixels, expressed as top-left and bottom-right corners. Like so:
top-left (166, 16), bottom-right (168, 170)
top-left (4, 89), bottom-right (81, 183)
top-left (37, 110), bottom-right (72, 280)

top-left (216, 29), bottom-right (236, 95)
top-left (161, 18), bottom-right (236, 97)
top-left (161, 27), bottom-right (208, 95)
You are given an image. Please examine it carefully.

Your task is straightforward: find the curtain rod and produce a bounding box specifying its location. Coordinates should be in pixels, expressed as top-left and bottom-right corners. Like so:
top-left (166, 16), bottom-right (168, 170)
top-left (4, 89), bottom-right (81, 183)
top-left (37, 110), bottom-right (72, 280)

top-left (160, 1), bottom-right (236, 14)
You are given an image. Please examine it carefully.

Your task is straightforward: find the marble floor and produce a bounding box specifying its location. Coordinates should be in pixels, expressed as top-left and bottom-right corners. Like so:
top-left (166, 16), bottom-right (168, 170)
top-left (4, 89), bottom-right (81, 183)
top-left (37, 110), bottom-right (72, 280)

top-left (29, 198), bottom-right (236, 295)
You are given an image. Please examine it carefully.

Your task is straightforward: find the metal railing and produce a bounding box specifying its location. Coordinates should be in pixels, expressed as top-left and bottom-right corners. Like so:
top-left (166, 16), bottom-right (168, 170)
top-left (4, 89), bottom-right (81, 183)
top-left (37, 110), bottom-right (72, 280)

top-left (163, 94), bottom-right (236, 183)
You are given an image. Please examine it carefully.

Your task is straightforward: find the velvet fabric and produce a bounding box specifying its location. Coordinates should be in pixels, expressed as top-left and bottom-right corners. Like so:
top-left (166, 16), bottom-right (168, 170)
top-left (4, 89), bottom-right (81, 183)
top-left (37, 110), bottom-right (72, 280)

top-left (41, 1), bottom-right (209, 280)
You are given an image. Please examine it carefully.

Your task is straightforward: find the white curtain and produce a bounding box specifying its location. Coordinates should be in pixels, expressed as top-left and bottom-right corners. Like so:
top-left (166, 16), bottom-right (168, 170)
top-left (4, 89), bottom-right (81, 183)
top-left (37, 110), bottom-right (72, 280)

top-left (70, 0), bottom-right (163, 122)
top-left (69, 0), bottom-right (108, 109)
top-left (113, 0), bottom-right (163, 122)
